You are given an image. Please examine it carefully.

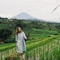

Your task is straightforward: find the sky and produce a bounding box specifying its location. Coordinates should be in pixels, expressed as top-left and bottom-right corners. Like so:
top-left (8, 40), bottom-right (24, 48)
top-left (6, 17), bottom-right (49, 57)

top-left (0, 0), bottom-right (60, 22)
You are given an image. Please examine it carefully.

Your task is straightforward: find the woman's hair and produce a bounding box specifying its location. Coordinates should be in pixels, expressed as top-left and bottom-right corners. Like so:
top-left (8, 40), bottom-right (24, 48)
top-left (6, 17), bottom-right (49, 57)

top-left (16, 27), bottom-right (22, 34)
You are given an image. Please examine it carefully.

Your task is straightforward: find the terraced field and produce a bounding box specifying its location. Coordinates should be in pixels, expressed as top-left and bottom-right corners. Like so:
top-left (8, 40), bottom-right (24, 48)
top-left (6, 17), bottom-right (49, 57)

top-left (0, 29), bottom-right (60, 60)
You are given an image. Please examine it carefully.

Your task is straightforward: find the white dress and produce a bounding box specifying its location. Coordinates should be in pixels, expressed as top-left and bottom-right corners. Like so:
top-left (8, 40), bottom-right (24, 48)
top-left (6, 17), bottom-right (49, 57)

top-left (16, 31), bottom-right (27, 53)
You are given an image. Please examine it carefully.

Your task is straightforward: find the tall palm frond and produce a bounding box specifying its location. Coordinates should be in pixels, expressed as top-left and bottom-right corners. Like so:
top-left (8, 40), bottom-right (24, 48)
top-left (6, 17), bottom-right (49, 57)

top-left (52, 4), bottom-right (60, 13)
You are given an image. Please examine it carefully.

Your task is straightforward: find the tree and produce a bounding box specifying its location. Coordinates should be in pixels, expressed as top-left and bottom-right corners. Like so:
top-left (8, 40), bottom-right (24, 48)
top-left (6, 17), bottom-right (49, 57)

top-left (0, 29), bottom-right (12, 42)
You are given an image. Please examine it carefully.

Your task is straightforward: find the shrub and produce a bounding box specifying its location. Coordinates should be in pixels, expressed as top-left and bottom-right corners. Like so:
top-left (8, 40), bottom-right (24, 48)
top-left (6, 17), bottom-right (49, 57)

top-left (0, 29), bottom-right (12, 42)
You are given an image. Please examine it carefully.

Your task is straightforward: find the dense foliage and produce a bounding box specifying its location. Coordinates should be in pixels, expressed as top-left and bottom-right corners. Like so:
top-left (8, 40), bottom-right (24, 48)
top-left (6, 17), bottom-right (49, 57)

top-left (0, 28), bottom-right (60, 60)
top-left (0, 29), bottom-right (12, 42)
top-left (0, 17), bottom-right (60, 43)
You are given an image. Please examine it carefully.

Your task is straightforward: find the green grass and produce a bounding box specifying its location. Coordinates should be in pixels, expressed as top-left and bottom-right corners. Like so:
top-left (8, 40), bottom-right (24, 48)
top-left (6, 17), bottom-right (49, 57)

top-left (0, 28), bottom-right (60, 60)
top-left (0, 43), bottom-right (16, 52)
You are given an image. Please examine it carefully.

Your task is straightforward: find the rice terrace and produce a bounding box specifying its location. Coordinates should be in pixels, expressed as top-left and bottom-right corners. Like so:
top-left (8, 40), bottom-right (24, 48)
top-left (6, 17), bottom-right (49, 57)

top-left (0, 18), bottom-right (60, 60)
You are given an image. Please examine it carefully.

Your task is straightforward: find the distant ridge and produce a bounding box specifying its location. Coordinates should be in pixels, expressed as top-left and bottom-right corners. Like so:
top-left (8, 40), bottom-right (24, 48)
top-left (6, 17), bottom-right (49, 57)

top-left (13, 12), bottom-right (35, 20)
top-left (12, 12), bottom-right (46, 22)
top-left (12, 12), bottom-right (60, 23)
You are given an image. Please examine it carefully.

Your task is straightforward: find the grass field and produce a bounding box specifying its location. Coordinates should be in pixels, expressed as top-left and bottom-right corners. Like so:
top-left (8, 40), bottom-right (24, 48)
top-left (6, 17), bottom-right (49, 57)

top-left (0, 29), bottom-right (60, 60)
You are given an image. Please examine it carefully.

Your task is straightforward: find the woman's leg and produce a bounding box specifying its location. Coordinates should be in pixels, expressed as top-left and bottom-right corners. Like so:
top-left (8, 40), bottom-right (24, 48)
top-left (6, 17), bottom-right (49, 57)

top-left (17, 53), bottom-right (23, 60)
top-left (22, 53), bottom-right (25, 60)
top-left (19, 51), bottom-right (25, 60)
top-left (17, 52), bottom-right (25, 60)
top-left (19, 53), bottom-right (24, 60)
top-left (20, 53), bottom-right (26, 60)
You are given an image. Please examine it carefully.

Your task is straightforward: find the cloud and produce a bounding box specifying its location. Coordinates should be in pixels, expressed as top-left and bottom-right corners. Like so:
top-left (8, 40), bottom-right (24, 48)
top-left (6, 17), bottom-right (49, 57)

top-left (0, 0), bottom-right (60, 22)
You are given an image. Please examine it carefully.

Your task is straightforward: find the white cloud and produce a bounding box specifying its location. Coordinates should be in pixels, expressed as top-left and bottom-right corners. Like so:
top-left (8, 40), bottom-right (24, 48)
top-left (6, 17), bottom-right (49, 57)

top-left (0, 0), bottom-right (60, 22)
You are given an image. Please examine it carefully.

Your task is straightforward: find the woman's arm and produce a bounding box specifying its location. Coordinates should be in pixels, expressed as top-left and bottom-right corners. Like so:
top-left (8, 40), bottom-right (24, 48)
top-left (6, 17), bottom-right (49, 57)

top-left (23, 32), bottom-right (27, 40)
top-left (16, 34), bottom-right (18, 41)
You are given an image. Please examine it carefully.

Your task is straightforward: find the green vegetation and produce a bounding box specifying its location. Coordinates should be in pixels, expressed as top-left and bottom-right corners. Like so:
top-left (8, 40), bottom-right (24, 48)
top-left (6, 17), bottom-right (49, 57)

top-left (0, 17), bottom-right (60, 60)
top-left (0, 17), bottom-right (60, 42)
top-left (0, 28), bottom-right (60, 60)
top-left (0, 29), bottom-right (12, 42)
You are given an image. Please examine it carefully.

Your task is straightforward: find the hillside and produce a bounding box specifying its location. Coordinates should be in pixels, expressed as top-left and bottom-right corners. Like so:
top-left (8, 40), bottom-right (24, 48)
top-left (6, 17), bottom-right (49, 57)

top-left (0, 17), bottom-right (60, 43)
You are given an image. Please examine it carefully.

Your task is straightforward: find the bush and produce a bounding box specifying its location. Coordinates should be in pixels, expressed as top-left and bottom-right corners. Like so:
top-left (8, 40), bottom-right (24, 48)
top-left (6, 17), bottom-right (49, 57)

top-left (0, 29), bottom-right (12, 42)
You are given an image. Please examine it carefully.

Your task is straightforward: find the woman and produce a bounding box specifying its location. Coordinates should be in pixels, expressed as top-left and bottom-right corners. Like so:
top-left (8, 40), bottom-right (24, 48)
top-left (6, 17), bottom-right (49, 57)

top-left (16, 27), bottom-right (27, 60)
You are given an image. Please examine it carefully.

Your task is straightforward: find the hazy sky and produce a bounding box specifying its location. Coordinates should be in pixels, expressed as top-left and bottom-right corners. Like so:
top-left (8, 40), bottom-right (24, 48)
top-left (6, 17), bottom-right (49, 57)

top-left (0, 0), bottom-right (60, 22)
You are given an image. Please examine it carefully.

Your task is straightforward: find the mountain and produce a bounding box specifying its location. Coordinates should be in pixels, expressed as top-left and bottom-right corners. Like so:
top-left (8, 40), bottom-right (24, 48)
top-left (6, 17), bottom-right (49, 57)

top-left (13, 12), bottom-right (36, 20)
top-left (12, 12), bottom-right (60, 23)
top-left (12, 12), bottom-right (46, 22)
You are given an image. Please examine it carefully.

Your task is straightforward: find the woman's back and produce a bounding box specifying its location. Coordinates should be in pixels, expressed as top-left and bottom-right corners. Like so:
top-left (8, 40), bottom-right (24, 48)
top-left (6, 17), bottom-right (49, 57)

top-left (16, 31), bottom-right (27, 41)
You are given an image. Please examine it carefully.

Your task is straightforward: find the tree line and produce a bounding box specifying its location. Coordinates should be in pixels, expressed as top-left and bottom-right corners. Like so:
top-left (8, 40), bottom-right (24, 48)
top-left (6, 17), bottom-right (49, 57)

top-left (0, 17), bottom-right (60, 43)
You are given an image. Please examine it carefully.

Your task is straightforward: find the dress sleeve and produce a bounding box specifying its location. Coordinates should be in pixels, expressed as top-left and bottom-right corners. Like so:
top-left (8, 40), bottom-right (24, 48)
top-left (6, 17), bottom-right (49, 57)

top-left (23, 32), bottom-right (27, 40)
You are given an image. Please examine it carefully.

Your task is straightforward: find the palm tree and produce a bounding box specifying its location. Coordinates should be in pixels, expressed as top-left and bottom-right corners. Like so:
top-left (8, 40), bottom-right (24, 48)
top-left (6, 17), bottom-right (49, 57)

top-left (52, 0), bottom-right (60, 13)
top-left (52, 4), bottom-right (60, 13)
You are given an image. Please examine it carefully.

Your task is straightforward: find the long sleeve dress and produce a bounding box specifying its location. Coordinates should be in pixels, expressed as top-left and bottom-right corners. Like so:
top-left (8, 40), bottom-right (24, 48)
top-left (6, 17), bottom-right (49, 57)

top-left (16, 31), bottom-right (27, 53)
